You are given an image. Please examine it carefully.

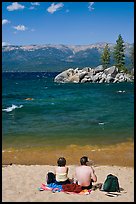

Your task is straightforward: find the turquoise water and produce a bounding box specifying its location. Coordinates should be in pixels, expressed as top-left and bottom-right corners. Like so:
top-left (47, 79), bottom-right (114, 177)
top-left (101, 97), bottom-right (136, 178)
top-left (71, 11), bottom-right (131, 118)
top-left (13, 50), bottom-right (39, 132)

top-left (2, 72), bottom-right (134, 149)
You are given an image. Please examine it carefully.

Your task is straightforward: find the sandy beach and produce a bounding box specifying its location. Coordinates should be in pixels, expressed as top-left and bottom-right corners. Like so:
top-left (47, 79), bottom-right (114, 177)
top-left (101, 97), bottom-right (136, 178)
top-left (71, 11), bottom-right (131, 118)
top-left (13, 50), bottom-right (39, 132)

top-left (2, 164), bottom-right (134, 202)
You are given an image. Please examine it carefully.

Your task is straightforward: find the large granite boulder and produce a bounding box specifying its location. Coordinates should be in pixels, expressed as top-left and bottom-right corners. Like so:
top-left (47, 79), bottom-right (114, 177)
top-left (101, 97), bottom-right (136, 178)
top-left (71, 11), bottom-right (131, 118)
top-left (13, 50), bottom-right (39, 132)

top-left (105, 74), bottom-right (114, 83)
top-left (79, 71), bottom-right (88, 82)
top-left (54, 65), bottom-right (134, 83)
top-left (94, 65), bottom-right (104, 73)
top-left (54, 68), bottom-right (74, 83)
top-left (69, 74), bottom-right (80, 83)
top-left (92, 73), bottom-right (101, 82)
top-left (104, 66), bottom-right (118, 77)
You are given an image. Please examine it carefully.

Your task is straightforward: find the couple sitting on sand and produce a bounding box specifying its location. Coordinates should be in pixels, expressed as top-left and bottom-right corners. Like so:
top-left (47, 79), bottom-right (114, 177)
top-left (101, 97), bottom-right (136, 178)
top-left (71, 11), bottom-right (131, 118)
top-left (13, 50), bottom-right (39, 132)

top-left (46, 156), bottom-right (97, 190)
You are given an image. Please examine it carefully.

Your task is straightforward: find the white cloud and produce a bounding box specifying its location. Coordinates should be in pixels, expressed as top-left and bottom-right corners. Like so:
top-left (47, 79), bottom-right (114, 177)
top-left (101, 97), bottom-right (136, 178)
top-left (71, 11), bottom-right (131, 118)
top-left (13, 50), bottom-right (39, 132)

top-left (7, 2), bottom-right (25, 11)
top-left (2, 19), bottom-right (10, 25)
top-left (2, 42), bottom-right (10, 46)
top-left (31, 2), bottom-right (40, 6)
top-left (13, 25), bottom-right (27, 31)
top-left (29, 2), bottom-right (40, 10)
top-left (29, 6), bottom-right (35, 10)
top-left (47, 3), bottom-right (64, 14)
top-left (88, 2), bottom-right (94, 11)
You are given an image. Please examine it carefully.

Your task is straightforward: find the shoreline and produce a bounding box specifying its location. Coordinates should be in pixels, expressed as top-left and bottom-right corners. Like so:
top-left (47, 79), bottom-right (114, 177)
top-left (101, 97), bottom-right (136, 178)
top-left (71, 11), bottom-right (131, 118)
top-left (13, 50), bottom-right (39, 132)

top-left (2, 141), bottom-right (134, 167)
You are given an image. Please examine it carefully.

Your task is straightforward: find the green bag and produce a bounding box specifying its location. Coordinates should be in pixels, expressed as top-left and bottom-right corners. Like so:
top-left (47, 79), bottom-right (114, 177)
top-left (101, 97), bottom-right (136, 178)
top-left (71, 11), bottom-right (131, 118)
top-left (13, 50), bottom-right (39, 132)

top-left (102, 174), bottom-right (120, 192)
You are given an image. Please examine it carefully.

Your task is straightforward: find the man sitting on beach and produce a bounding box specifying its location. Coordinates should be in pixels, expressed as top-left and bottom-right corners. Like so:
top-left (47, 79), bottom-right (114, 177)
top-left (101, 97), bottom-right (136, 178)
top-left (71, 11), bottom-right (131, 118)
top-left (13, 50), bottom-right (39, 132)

top-left (74, 156), bottom-right (97, 190)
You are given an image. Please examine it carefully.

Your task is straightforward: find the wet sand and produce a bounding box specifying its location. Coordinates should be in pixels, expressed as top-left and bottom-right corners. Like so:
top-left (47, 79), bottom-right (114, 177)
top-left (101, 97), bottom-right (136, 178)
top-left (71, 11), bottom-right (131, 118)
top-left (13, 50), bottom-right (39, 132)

top-left (2, 141), bottom-right (134, 167)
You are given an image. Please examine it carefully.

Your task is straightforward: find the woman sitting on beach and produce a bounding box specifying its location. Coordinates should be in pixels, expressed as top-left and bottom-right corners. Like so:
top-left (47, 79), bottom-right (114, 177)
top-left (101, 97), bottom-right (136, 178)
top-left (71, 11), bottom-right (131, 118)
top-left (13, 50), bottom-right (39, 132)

top-left (46, 157), bottom-right (71, 185)
top-left (55, 157), bottom-right (71, 185)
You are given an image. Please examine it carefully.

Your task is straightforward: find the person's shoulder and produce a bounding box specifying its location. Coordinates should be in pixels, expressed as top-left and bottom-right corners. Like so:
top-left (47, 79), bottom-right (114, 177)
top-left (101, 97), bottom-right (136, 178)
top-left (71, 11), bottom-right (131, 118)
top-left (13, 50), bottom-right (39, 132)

top-left (88, 165), bottom-right (95, 172)
top-left (85, 165), bottom-right (93, 170)
top-left (75, 165), bottom-right (80, 170)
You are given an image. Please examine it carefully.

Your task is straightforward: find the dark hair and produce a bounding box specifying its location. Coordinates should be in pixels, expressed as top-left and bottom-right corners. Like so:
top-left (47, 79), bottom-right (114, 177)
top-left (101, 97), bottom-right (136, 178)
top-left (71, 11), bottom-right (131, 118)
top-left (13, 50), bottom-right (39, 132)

top-left (57, 157), bottom-right (66, 167)
top-left (80, 156), bottom-right (89, 165)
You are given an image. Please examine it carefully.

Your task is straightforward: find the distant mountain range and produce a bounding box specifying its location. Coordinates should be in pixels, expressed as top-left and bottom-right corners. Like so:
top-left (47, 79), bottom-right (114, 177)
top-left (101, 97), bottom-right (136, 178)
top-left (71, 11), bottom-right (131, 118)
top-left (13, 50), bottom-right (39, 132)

top-left (2, 42), bottom-right (133, 72)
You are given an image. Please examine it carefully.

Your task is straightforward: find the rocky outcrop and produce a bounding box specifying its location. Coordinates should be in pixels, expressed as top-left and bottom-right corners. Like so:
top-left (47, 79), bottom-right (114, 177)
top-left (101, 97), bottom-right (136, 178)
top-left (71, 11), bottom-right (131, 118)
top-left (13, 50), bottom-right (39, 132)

top-left (54, 65), bottom-right (134, 83)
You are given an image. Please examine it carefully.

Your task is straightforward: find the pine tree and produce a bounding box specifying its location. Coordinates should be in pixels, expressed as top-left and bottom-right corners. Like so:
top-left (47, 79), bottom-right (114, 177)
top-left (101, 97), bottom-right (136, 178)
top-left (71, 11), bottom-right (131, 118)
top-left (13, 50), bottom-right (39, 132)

top-left (101, 44), bottom-right (110, 69)
top-left (113, 34), bottom-right (126, 72)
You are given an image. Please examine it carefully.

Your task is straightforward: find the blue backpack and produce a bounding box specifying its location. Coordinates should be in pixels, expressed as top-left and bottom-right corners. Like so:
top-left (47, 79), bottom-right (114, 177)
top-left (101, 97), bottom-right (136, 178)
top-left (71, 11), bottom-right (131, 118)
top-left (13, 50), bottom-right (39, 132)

top-left (102, 174), bottom-right (120, 192)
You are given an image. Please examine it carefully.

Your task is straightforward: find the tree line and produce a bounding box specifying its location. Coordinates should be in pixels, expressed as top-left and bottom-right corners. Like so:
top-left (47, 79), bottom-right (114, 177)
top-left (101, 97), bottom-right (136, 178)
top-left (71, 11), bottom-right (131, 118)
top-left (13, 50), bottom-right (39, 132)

top-left (101, 34), bottom-right (134, 73)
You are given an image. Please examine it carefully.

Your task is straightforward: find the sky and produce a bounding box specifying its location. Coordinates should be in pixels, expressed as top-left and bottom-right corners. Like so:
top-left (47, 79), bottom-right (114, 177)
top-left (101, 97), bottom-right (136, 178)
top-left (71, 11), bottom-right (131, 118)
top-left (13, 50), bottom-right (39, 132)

top-left (2, 2), bottom-right (134, 46)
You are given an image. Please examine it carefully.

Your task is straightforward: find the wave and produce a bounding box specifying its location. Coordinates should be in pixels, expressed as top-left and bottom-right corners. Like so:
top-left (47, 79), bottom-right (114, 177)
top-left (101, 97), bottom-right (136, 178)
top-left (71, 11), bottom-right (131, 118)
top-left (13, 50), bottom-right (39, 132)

top-left (2, 104), bottom-right (23, 112)
top-left (117, 90), bottom-right (126, 93)
top-left (98, 122), bottom-right (105, 125)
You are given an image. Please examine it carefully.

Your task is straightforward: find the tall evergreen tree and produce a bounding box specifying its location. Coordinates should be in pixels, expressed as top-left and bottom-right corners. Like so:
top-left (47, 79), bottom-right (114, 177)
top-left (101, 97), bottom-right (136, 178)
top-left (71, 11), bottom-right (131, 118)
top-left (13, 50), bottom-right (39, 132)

top-left (113, 34), bottom-right (126, 72)
top-left (101, 43), bottom-right (110, 69)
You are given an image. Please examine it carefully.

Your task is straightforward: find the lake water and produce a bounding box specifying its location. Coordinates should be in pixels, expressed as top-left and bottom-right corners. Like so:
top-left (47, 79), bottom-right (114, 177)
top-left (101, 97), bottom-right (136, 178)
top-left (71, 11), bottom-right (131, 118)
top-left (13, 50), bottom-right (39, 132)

top-left (2, 72), bottom-right (134, 151)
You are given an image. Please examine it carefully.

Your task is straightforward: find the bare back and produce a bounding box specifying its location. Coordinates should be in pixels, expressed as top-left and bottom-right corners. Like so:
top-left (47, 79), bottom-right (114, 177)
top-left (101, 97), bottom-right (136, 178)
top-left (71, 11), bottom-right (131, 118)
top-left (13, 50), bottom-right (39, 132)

top-left (75, 165), bottom-right (97, 186)
top-left (55, 166), bottom-right (68, 174)
top-left (55, 166), bottom-right (69, 182)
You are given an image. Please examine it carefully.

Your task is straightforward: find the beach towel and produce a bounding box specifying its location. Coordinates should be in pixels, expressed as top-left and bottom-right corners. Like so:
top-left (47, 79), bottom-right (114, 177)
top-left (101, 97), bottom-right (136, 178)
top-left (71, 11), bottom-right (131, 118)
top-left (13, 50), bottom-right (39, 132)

top-left (38, 183), bottom-right (63, 192)
top-left (38, 183), bottom-right (91, 195)
top-left (62, 183), bottom-right (82, 193)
